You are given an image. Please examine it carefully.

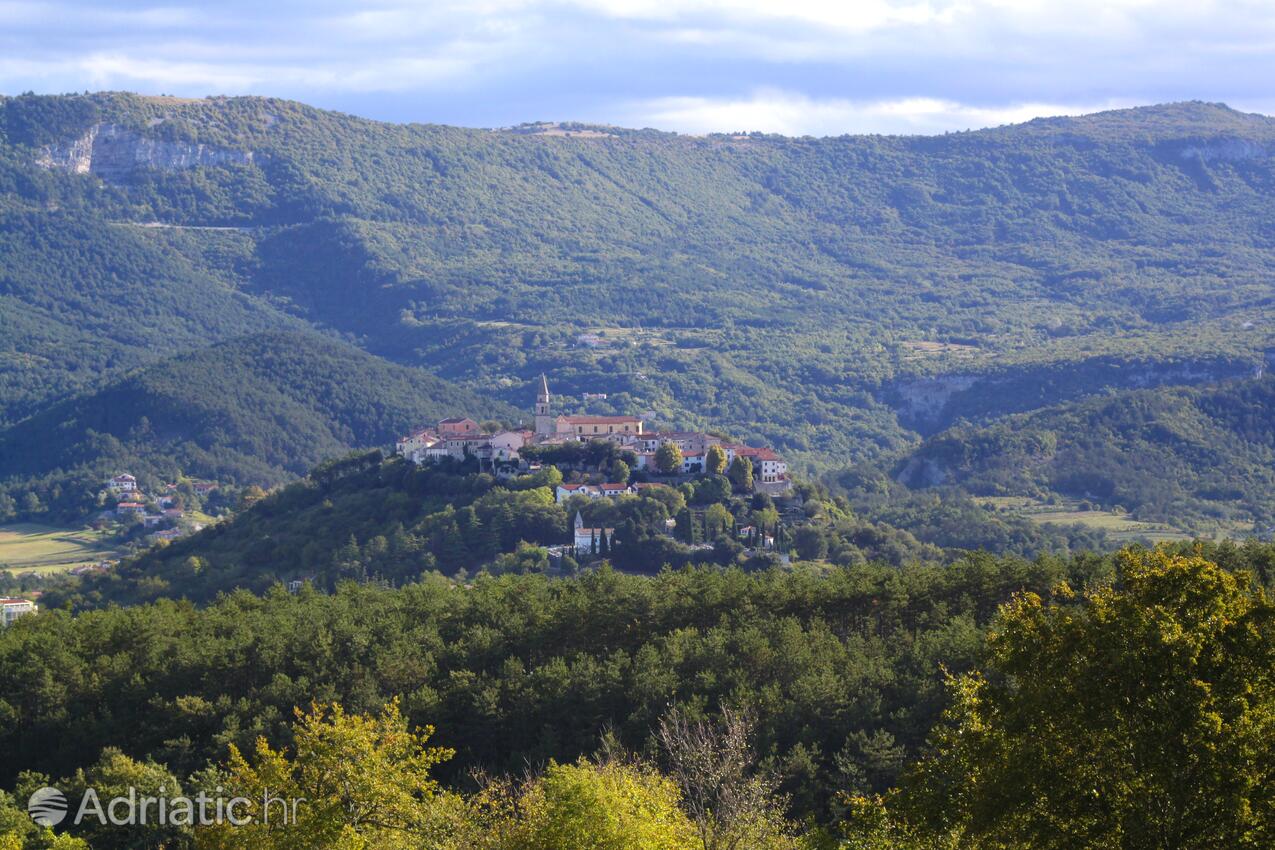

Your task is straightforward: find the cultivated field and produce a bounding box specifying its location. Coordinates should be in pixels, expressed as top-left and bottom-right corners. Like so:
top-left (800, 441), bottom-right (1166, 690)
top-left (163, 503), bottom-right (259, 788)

top-left (0, 523), bottom-right (122, 573)
top-left (978, 496), bottom-right (1194, 544)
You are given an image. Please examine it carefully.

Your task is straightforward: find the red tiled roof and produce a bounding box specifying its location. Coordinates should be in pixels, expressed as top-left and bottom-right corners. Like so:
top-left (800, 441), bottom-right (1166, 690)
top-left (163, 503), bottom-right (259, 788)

top-left (563, 415), bottom-right (643, 425)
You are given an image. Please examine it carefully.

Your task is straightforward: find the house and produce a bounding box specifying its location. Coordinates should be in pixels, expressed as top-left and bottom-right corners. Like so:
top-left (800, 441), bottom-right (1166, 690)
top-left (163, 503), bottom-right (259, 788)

top-left (555, 483), bottom-right (632, 504)
top-left (634, 432), bottom-right (721, 455)
top-left (681, 452), bottom-right (705, 474)
top-left (396, 427), bottom-right (440, 460)
top-left (107, 474), bottom-right (137, 494)
top-left (148, 528), bottom-right (183, 543)
top-left (723, 445), bottom-right (790, 488)
top-left (192, 481), bottom-right (218, 496)
top-left (488, 430), bottom-right (529, 462)
top-left (287, 576), bottom-right (317, 594)
top-left (557, 483), bottom-right (600, 503)
top-left (0, 598), bottom-right (37, 627)
top-left (597, 483), bottom-right (631, 498)
top-left (572, 511), bottom-right (615, 557)
top-left (115, 502), bottom-right (145, 516)
top-left (438, 417), bottom-right (479, 436)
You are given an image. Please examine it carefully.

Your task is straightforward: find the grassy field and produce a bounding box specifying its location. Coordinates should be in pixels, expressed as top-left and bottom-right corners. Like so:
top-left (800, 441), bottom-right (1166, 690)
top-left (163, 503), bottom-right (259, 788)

top-left (0, 523), bottom-right (122, 574)
top-left (977, 497), bottom-right (1194, 544)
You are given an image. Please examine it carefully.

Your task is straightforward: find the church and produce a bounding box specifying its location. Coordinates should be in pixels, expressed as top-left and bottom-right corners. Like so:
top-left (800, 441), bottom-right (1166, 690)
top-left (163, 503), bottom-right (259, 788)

top-left (534, 374), bottom-right (644, 441)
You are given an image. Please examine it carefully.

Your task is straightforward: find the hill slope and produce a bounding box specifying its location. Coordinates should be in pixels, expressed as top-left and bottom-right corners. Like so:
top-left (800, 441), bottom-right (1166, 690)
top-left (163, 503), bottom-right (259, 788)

top-left (3, 93), bottom-right (1275, 473)
top-left (893, 375), bottom-right (1275, 531)
top-left (0, 332), bottom-right (517, 520)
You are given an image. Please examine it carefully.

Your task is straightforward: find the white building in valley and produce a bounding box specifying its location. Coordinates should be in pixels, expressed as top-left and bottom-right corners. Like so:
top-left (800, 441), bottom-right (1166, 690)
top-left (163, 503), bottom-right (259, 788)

top-left (1, 598), bottom-right (37, 627)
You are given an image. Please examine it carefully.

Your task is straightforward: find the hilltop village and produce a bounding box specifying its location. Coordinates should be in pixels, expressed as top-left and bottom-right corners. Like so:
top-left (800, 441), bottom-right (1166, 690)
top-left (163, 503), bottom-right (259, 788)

top-left (393, 375), bottom-right (794, 560)
top-left (397, 375), bottom-right (792, 494)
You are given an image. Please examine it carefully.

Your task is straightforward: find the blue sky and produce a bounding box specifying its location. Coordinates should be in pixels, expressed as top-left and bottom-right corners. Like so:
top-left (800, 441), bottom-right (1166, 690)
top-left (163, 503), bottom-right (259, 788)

top-left (3, 0), bottom-right (1274, 136)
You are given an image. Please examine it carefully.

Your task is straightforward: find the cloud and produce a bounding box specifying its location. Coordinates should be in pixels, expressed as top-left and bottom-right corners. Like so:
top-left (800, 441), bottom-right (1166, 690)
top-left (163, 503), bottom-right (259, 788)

top-left (625, 89), bottom-right (1131, 136)
top-left (0, 1), bottom-right (1273, 132)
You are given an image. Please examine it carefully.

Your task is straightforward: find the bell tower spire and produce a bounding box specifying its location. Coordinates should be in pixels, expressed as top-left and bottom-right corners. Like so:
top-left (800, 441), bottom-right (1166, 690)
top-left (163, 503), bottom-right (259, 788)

top-left (534, 373), bottom-right (554, 436)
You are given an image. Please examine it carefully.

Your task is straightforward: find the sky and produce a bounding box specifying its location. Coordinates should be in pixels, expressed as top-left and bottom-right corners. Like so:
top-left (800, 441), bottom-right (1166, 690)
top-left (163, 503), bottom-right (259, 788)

top-left (2, 0), bottom-right (1275, 136)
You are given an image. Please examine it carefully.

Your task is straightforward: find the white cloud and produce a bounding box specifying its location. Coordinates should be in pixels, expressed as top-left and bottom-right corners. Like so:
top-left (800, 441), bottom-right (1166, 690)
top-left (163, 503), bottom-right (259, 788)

top-left (627, 89), bottom-right (1132, 136)
top-left (1, 0), bottom-right (1274, 131)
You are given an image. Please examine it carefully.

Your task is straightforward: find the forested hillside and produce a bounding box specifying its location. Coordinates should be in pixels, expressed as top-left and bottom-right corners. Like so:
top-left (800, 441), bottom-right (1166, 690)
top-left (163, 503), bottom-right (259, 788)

top-left (0, 333), bottom-right (517, 521)
top-left (3, 544), bottom-right (1272, 845)
top-left (892, 374), bottom-right (1275, 532)
top-left (3, 93), bottom-right (1274, 478)
top-left (59, 450), bottom-right (1113, 607)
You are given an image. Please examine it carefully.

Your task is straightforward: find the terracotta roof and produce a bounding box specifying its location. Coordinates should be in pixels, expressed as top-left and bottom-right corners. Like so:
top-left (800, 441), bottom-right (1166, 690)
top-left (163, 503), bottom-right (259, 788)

top-left (563, 415), bottom-right (643, 425)
top-left (739, 447), bottom-right (781, 461)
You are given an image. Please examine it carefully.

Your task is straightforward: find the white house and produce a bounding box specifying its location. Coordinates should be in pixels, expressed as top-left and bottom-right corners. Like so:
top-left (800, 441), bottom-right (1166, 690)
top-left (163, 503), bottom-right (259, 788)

top-left (396, 428), bottom-right (440, 460)
top-left (107, 474), bottom-right (137, 494)
top-left (722, 445), bottom-right (790, 488)
top-left (556, 483), bottom-right (632, 504)
top-left (488, 430), bottom-right (529, 461)
top-left (0, 598), bottom-right (37, 627)
top-left (572, 511), bottom-right (615, 557)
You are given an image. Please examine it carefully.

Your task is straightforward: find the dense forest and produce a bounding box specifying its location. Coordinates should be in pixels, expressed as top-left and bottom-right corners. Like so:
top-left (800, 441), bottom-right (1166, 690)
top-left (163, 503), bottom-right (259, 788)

top-left (2, 93), bottom-right (1274, 495)
top-left (2, 545), bottom-right (1272, 848)
top-left (890, 374), bottom-right (1275, 532)
top-left (0, 333), bottom-right (517, 522)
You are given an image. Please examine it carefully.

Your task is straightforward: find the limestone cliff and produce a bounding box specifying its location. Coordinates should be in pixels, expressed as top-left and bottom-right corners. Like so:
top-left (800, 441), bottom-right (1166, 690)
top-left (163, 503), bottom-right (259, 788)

top-left (35, 123), bottom-right (254, 179)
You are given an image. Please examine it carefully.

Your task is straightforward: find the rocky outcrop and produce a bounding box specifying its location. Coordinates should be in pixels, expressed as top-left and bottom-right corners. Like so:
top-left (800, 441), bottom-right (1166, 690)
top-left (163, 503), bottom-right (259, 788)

top-left (1179, 138), bottom-right (1268, 163)
top-left (887, 374), bottom-right (978, 426)
top-left (36, 123), bottom-right (254, 179)
top-left (885, 358), bottom-right (1260, 433)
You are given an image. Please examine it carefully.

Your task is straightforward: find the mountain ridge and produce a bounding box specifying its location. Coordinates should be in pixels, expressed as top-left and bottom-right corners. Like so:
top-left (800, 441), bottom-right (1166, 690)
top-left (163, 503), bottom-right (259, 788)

top-left (3, 90), bottom-right (1275, 496)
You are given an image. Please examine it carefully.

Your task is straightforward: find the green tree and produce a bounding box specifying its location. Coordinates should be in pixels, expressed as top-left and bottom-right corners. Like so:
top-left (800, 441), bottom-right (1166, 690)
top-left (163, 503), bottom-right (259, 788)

top-left (704, 504), bottom-right (733, 541)
top-left (655, 443), bottom-right (684, 475)
top-left (612, 460), bottom-right (631, 485)
top-left (501, 760), bottom-right (698, 850)
top-left (705, 445), bottom-right (727, 476)
top-left (793, 526), bottom-right (828, 561)
top-left (674, 509), bottom-right (695, 544)
top-left (196, 700), bottom-right (458, 850)
top-left (901, 549), bottom-right (1275, 850)
top-left (727, 457), bottom-right (753, 493)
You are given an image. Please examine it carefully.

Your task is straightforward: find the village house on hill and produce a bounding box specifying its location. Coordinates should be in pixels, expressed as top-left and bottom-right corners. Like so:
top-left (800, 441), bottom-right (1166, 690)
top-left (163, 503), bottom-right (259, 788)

top-left (394, 372), bottom-right (791, 494)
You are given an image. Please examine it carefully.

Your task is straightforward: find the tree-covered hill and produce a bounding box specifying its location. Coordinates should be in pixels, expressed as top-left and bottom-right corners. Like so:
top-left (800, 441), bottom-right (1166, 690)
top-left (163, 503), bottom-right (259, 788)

top-left (891, 374), bottom-right (1275, 530)
top-left (3, 93), bottom-right (1274, 475)
top-left (0, 332), bottom-right (517, 521)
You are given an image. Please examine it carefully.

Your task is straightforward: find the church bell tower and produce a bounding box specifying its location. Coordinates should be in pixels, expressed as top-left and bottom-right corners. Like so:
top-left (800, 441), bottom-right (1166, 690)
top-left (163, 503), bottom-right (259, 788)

top-left (534, 373), bottom-right (554, 436)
